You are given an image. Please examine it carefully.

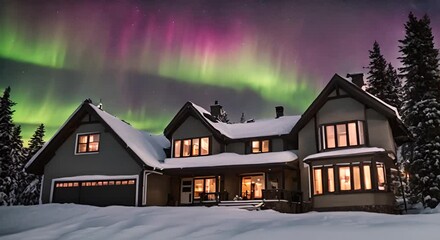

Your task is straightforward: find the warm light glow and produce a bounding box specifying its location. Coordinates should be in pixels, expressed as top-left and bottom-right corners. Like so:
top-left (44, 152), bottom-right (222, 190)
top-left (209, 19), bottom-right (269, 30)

top-left (313, 168), bottom-right (323, 195)
top-left (327, 168), bottom-right (335, 192)
top-left (326, 125), bottom-right (335, 148)
top-left (377, 163), bottom-right (386, 190)
top-left (339, 166), bottom-right (351, 191)
top-left (363, 165), bottom-right (372, 190)
top-left (192, 138), bottom-right (200, 156)
top-left (77, 133), bottom-right (100, 153)
top-left (336, 124), bottom-right (347, 147)
top-left (262, 140), bottom-right (269, 153)
top-left (174, 140), bottom-right (181, 158)
top-left (348, 122), bottom-right (358, 146)
top-left (353, 166), bottom-right (361, 190)
top-left (201, 137), bottom-right (209, 155)
top-left (183, 140), bottom-right (191, 157)
top-left (358, 121), bottom-right (365, 145)
top-left (242, 175), bottom-right (265, 199)
top-left (252, 141), bottom-right (260, 153)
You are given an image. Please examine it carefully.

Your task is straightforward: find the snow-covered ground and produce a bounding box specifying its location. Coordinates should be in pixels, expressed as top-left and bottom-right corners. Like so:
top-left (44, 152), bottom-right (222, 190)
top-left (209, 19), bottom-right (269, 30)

top-left (0, 204), bottom-right (439, 240)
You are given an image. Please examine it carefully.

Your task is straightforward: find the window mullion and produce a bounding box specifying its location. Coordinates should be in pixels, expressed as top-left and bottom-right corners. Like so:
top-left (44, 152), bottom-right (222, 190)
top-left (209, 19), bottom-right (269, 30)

top-left (345, 123), bottom-right (349, 147)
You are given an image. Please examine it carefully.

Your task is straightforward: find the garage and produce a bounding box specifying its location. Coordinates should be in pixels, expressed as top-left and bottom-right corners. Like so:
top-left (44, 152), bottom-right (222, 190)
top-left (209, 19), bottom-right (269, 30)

top-left (52, 179), bottom-right (137, 206)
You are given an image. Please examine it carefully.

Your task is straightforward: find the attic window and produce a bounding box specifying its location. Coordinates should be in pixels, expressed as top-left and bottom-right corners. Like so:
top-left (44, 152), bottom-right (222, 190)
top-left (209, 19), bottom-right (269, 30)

top-left (320, 121), bottom-right (365, 151)
top-left (76, 133), bottom-right (100, 154)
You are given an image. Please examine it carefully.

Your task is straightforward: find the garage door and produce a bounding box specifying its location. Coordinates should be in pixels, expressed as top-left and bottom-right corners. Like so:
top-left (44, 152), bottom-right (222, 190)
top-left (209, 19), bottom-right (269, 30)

top-left (52, 179), bottom-right (137, 206)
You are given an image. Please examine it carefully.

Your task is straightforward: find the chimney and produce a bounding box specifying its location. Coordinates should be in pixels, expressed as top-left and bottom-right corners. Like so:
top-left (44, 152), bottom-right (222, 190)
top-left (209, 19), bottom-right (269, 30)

top-left (346, 73), bottom-right (364, 88)
top-left (275, 106), bottom-right (284, 118)
top-left (210, 100), bottom-right (222, 119)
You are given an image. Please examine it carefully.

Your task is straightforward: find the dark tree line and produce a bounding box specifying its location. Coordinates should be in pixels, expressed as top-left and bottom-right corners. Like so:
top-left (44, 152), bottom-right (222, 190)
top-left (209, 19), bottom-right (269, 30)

top-left (366, 13), bottom-right (440, 208)
top-left (0, 87), bottom-right (45, 206)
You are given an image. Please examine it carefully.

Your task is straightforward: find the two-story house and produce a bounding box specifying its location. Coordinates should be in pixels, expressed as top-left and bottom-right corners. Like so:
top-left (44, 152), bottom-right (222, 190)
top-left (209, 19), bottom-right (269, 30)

top-left (26, 73), bottom-right (410, 213)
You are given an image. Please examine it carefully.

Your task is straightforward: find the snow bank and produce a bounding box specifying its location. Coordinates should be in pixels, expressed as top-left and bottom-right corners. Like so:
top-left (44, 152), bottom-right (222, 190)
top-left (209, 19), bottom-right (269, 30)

top-left (1, 204), bottom-right (440, 240)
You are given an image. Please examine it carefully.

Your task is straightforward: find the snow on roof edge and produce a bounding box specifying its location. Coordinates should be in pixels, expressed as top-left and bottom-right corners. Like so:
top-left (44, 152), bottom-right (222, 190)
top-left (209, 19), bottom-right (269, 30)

top-left (304, 147), bottom-right (386, 161)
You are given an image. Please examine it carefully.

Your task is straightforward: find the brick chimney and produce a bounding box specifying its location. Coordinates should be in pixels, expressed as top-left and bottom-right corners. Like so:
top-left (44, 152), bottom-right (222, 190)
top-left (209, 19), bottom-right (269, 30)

top-left (275, 106), bottom-right (284, 118)
top-left (210, 100), bottom-right (222, 119)
top-left (346, 73), bottom-right (364, 88)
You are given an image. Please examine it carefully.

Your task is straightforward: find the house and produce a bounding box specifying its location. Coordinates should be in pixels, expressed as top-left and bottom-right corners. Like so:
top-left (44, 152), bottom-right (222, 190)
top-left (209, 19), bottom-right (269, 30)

top-left (26, 73), bottom-right (410, 213)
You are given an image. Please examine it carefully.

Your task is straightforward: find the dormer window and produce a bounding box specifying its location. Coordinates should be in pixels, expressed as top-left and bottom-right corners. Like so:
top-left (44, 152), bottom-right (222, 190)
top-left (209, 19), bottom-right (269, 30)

top-left (251, 140), bottom-right (270, 153)
top-left (174, 137), bottom-right (210, 158)
top-left (76, 133), bottom-right (100, 154)
top-left (320, 121), bottom-right (365, 150)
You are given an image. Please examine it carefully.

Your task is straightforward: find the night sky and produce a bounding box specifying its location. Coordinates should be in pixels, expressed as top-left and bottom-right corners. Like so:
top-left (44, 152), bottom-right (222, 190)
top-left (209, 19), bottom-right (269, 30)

top-left (1, 1), bottom-right (440, 143)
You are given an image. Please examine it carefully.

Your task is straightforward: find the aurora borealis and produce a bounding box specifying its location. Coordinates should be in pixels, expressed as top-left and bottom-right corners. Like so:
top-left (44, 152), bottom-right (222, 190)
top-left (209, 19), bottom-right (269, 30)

top-left (1, 1), bottom-right (440, 143)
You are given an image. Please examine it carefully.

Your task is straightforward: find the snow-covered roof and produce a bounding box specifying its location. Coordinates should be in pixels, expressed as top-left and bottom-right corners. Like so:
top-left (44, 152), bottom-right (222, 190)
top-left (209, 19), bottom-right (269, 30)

top-left (191, 102), bottom-right (301, 139)
top-left (89, 104), bottom-right (166, 168)
top-left (342, 76), bottom-right (401, 119)
top-left (162, 151), bottom-right (298, 169)
top-left (304, 147), bottom-right (386, 161)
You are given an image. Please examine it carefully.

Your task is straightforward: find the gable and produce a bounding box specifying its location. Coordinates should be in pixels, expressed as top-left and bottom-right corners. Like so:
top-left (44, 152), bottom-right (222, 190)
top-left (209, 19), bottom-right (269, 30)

top-left (291, 74), bottom-right (410, 144)
top-left (26, 102), bottom-right (166, 174)
top-left (173, 115), bottom-right (213, 140)
top-left (317, 97), bottom-right (364, 125)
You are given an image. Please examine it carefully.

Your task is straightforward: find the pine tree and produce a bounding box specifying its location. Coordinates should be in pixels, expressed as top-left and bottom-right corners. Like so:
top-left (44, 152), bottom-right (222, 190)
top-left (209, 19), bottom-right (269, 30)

top-left (0, 87), bottom-right (16, 206)
top-left (19, 124), bottom-right (45, 205)
top-left (399, 13), bottom-right (440, 208)
top-left (366, 41), bottom-right (401, 107)
top-left (9, 125), bottom-right (26, 205)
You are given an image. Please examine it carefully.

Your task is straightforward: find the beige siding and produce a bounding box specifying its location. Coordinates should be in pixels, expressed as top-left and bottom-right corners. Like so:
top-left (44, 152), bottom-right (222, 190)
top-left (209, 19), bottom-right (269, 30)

top-left (298, 118), bottom-right (316, 200)
top-left (317, 97), bottom-right (365, 125)
top-left (366, 109), bottom-right (396, 154)
top-left (42, 122), bottom-right (143, 203)
top-left (226, 142), bottom-right (245, 154)
top-left (313, 192), bottom-right (395, 208)
top-left (172, 116), bottom-right (222, 154)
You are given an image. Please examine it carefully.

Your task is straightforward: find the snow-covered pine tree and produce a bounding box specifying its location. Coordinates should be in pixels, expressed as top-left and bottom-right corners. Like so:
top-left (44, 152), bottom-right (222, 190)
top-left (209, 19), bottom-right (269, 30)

top-left (9, 125), bottom-right (26, 205)
top-left (0, 87), bottom-right (16, 206)
top-left (399, 13), bottom-right (440, 208)
top-left (366, 41), bottom-right (401, 107)
top-left (19, 124), bottom-right (45, 205)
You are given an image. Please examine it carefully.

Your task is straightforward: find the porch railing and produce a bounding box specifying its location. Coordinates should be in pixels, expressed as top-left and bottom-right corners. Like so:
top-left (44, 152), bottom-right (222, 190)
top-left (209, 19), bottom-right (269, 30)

top-left (262, 189), bottom-right (303, 203)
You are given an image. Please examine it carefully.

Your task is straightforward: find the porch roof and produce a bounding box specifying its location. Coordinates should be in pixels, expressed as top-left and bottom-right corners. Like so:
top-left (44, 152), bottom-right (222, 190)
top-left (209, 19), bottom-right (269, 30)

top-left (304, 147), bottom-right (386, 161)
top-left (162, 151), bottom-right (298, 169)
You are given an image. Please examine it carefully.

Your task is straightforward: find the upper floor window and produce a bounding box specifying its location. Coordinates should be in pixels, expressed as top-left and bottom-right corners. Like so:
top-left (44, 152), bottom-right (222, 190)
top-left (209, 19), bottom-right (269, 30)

top-left (174, 137), bottom-right (209, 158)
top-left (320, 121), bottom-right (365, 150)
top-left (76, 133), bottom-right (100, 153)
top-left (251, 140), bottom-right (270, 153)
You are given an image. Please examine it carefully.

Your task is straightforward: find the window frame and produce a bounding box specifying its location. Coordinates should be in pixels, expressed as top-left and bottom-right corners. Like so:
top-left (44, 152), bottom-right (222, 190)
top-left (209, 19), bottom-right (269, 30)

top-left (250, 139), bottom-right (271, 154)
top-left (75, 132), bottom-right (101, 155)
top-left (311, 161), bottom-right (387, 196)
top-left (173, 136), bottom-right (211, 158)
top-left (319, 120), bottom-right (366, 151)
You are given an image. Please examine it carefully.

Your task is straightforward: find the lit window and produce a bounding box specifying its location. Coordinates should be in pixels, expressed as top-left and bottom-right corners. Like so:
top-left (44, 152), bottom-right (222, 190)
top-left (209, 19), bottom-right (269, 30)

top-left (174, 137), bottom-right (210, 158)
top-left (353, 166), bottom-right (361, 190)
top-left (252, 141), bottom-right (260, 153)
top-left (327, 168), bottom-right (335, 192)
top-left (192, 138), bottom-right (200, 156)
top-left (262, 140), bottom-right (270, 153)
top-left (339, 166), bottom-right (351, 191)
top-left (313, 168), bottom-right (323, 195)
top-left (326, 125), bottom-right (336, 148)
top-left (174, 140), bottom-right (181, 158)
top-left (194, 178), bottom-right (217, 201)
top-left (201, 137), bottom-right (209, 155)
top-left (348, 122), bottom-right (358, 146)
top-left (377, 163), bottom-right (386, 190)
top-left (321, 121), bottom-right (365, 150)
top-left (241, 175), bottom-right (265, 199)
top-left (76, 133), bottom-right (100, 153)
top-left (183, 140), bottom-right (191, 157)
top-left (336, 124), bottom-right (347, 147)
top-left (251, 140), bottom-right (270, 153)
top-left (363, 165), bottom-right (372, 190)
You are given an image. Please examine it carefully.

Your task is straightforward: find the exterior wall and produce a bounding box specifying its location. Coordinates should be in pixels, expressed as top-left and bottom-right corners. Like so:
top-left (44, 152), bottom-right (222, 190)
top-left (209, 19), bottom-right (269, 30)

top-left (366, 109), bottom-right (396, 154)
top-left (271, 138), bottom-right (284, 152)
top-left (42, 120), bottom-right (143, 203)
top-left (146, 174), bottom-right (170, 206)
top-left (298, 118), bottom-right (316, 200)
top-left (225, 142), bottom-right (245, 154)
top-left (313, 192), bottom-right (395, 209)
top-left (317, 97), bottom-right (364, 125)
top-left (172, 115), bottom-right (222, 155)
top-left (223, 172), bottom-right (240, 200)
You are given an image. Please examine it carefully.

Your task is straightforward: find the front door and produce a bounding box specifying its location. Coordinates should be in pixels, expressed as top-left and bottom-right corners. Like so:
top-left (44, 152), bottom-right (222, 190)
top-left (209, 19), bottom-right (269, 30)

top-left (180, 178), bottom-right (193, 204)
top-left (241, 174), bottom-right (265, 200)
